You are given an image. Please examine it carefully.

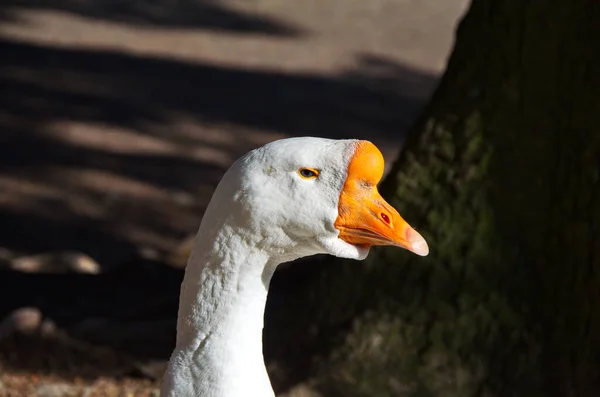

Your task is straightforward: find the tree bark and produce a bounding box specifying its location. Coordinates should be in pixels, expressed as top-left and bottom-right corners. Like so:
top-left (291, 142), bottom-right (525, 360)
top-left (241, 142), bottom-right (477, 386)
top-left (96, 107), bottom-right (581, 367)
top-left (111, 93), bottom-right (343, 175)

top-left (300, 1), bottom-right (600, 396)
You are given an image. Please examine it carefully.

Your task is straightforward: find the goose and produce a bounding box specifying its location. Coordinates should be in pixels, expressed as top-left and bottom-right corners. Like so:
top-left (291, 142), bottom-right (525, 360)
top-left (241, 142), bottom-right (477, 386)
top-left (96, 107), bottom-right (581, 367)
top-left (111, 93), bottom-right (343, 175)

top-left (160, 137), bottom-right (429, 397)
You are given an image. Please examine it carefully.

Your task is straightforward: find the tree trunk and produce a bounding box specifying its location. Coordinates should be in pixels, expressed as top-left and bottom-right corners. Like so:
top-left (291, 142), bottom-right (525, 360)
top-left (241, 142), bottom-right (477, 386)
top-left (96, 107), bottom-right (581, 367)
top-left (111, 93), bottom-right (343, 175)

top-left (300, 1), bottom-right (600, 396)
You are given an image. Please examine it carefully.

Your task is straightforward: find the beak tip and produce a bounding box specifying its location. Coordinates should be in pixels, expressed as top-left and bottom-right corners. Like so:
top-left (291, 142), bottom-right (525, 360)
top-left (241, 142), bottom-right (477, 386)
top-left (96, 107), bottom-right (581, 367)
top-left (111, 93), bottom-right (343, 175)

top-left (411, 240), bottom-right (429, 256)
top-left (406, 228), bottom-right (429, 257)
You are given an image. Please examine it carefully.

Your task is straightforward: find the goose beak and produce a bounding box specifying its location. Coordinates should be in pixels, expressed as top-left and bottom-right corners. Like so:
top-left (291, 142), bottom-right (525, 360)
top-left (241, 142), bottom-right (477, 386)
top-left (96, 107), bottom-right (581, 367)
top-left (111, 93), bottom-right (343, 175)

top-left (335, 187), bottom-right (429, 256)
top-left (334, 141), bottom-right (429, 257)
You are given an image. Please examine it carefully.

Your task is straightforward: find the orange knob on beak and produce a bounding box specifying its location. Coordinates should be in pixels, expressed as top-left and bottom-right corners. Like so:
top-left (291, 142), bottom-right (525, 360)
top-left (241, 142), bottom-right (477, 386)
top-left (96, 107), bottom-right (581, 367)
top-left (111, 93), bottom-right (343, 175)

top-left (334, 141), bottom-right (429, 257)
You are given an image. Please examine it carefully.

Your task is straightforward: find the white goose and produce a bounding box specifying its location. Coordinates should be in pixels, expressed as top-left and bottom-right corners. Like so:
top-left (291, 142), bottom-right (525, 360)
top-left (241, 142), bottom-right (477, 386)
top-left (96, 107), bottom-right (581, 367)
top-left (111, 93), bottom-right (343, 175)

top-left (161, 137), bottom-right (428, 397)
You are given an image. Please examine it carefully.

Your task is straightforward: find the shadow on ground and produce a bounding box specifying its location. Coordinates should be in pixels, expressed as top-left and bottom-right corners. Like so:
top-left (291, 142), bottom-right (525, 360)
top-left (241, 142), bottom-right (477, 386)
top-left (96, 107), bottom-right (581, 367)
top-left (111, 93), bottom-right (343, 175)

top-left (0, 29), bottom-right (437, 389)
top-left (1, 0), bottom-right (305, 35)
top-left (0, 37), bottom-right (435, 265)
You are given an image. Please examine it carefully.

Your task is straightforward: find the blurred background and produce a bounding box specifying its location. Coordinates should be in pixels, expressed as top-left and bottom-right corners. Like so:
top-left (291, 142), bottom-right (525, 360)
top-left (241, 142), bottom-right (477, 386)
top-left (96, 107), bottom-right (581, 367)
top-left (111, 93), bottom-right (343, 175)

top-left (0, 0), bottom-right (468, 395)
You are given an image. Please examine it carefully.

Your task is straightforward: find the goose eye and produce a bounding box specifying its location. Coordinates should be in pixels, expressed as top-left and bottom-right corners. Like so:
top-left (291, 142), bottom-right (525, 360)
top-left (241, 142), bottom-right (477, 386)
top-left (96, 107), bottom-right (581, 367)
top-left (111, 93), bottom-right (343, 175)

top-left (298, 168), bottom-right (319, 180)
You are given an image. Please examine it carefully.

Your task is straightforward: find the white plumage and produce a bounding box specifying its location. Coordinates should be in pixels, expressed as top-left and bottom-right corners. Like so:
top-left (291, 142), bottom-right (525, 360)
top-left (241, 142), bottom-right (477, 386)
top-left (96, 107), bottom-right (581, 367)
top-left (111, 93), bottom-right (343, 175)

top-left (161, 137), bottom-right (428, 397)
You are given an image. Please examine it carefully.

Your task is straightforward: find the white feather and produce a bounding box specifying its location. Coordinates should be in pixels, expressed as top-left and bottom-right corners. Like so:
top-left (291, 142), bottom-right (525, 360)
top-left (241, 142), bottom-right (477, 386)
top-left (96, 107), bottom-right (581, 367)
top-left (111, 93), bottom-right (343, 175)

top-left (161, 137), bottom-right (370, 397)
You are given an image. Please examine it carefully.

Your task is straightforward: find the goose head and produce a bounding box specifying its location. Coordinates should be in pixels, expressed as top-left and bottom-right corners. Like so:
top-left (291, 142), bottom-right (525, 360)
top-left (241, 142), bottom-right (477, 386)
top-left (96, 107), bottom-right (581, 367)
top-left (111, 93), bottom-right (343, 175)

top-left (214, 137), bottom-right (428, 264)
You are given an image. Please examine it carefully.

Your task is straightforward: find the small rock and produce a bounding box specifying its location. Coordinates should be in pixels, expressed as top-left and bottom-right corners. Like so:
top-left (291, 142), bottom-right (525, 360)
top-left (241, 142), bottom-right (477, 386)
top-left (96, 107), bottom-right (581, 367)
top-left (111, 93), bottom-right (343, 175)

top-left (0, 307), bottom-right (43, 340)
top-left (10, 251), bottom-right (101, 274)
top-left (36, 382), bottom-right (80, 397)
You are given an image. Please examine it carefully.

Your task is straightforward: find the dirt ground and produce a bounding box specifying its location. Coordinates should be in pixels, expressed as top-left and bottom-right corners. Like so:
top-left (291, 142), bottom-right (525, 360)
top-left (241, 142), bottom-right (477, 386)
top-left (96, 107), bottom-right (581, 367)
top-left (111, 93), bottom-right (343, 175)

top-left (0, 0), bottom-right (468, 395)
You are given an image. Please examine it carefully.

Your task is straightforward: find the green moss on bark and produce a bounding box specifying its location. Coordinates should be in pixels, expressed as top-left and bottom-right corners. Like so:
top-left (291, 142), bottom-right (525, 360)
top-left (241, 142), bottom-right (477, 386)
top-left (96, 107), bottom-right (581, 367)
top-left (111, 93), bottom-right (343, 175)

top-left (315, 114), bottom-right (540, 396)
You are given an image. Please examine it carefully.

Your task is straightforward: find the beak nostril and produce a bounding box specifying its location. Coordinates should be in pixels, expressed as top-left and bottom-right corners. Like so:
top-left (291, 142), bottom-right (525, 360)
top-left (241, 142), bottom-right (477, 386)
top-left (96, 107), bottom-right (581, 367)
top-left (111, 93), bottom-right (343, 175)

top-left (380, 213), bottom-right (390, 225)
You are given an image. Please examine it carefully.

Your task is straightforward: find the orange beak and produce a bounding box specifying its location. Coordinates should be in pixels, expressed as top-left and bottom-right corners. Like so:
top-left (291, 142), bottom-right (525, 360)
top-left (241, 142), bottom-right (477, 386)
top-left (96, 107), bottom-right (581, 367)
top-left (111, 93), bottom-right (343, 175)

top-left (334, 141), bottom-right (429, 257)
